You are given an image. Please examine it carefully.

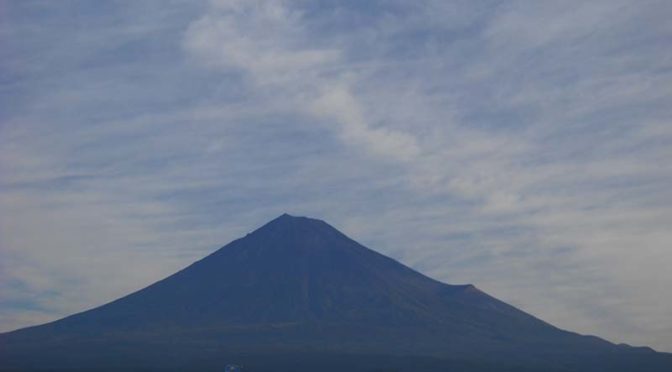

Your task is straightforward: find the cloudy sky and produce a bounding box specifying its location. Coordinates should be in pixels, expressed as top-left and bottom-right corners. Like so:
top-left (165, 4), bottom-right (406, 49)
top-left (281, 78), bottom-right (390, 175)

top-left (1, 0), bottom-right (671, 352)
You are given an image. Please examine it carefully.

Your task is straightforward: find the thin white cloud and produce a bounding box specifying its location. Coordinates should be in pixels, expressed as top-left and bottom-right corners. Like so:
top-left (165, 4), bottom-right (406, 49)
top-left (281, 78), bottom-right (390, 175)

top-left (183, 0), bottom-right (421, 162)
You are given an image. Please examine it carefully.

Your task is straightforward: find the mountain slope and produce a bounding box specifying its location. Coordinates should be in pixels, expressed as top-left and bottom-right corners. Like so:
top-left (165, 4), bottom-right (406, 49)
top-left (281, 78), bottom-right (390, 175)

top-left (1, 214), bottom-right (670, 371)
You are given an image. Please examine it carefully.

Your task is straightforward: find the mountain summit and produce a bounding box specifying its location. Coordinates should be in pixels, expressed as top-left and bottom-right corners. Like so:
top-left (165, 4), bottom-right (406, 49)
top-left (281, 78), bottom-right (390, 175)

top-left (1, 214), bottom-right (670, 371)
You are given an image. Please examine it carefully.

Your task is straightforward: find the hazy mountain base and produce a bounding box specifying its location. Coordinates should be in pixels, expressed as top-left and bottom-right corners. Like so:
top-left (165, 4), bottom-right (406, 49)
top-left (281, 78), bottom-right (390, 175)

top-left (0, 353), bottom-right (563, 372)
top-left (3, 322), bottom-right (670, 371)
top-left (2, 345), bottom-right (671, 372)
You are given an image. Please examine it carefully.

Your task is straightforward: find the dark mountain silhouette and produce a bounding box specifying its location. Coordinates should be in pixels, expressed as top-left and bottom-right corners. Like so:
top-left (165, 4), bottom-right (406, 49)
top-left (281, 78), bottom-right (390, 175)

top-left (1, 214), bottom-right (670, 371)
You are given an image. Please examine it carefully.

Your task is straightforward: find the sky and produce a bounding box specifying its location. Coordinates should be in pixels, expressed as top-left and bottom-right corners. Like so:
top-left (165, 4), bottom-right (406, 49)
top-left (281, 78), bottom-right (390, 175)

top-left (1, 0), bottom-right (671, 352)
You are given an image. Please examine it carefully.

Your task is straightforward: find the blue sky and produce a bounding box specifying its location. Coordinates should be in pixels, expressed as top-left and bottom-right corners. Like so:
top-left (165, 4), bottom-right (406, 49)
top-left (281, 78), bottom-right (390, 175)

top-left (1, 0), bottom-right (671, 351)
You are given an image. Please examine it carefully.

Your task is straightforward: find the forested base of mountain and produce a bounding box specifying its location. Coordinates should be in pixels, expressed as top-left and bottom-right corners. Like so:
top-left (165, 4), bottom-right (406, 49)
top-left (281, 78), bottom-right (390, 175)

top-left (3, 349), bottom-right (672, 372)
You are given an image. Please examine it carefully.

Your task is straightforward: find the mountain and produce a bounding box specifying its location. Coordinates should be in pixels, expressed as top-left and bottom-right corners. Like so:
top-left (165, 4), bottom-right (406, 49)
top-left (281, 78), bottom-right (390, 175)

top-left (1, 214), bottom-right (670, 371)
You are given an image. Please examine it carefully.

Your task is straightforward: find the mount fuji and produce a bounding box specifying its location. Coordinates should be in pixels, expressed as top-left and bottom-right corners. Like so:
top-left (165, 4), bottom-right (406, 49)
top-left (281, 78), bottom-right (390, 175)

top-left (1, 214), bottom-right (670, 371)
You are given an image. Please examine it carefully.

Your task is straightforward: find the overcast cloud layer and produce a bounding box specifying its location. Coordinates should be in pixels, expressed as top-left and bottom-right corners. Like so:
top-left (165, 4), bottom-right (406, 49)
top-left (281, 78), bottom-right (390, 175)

top-left (1, 0), bottom-right (671, 352)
